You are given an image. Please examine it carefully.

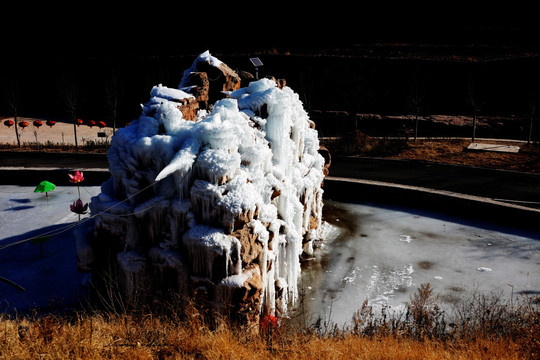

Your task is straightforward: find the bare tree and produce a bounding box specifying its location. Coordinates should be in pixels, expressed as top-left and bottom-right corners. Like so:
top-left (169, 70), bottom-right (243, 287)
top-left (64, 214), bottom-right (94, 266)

top-left (105, 70), bottom-right (121, 135)
top-left (1, 74), bottom-right (22, 147)
top-left (466, 70), bottom-right (481, 143)
top-left (58, 70), bottom-right (84, 147)
top-left (525, 82), bottom-right (538, 144)
top-left (528, 97), bottom-right (536, 144)
top-left (406, 69), bottom-right (425, 141)
top-left (341, 62), bottom-right (370, 133)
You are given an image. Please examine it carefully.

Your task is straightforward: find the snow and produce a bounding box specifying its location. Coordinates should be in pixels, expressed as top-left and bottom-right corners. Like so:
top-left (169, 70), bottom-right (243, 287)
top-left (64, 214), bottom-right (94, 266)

top-left (83, 51), bottom-right (326, 317)
top-left (150, 84), bottom-right (193, 102)
top-left (179, 50), bottom-right (223, 88)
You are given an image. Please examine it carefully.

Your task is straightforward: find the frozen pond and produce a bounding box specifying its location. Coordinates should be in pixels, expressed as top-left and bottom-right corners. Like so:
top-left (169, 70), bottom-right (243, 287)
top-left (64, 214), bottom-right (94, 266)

top-left (1, 186), bottom-right (539, 321)
top-left (299, 200), bottom-right (540, 327)
top-left (0, 185), bottom-right (101, 312)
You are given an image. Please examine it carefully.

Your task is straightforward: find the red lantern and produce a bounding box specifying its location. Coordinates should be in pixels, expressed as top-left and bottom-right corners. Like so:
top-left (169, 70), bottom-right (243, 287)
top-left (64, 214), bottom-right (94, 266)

top-left (76, 118), bottom-right (83, 126)
top-left (87, 120), bottom-right (96, 127)
top-left (4, 119), bottom-right (14, 127)
top-left (97, 121), bottom-right (106, 128)
top-left (19, 121), bottom-right (29, 128)
top-left (33, 120), bottom-right (43, 128)
top-left (46, 120), bottom-right (56, 127)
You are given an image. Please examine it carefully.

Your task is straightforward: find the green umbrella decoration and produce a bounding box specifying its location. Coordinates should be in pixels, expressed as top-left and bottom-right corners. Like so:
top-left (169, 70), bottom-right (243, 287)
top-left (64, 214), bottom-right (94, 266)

top-left (34, 180), bottom-right (56, 197)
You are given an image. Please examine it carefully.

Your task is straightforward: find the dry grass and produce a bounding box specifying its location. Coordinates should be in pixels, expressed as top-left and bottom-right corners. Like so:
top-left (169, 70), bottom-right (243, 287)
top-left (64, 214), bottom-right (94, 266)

top-left (0, 313), bottom-right (525, 360)
top-left (324, 132), bottom-right (540, 173)
top-left (390, 139), bottom-right (540, 173)
top-left (1, 285), bottom-right (538, 360)
top-left (0, 141), bottom-right (109, 154)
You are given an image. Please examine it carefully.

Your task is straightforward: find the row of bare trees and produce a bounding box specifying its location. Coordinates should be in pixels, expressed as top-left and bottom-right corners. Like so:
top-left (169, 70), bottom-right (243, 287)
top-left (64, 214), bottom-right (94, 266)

top-left (297, 58), bottom-right (539, 143)
top-left (1, 69), bottom-right (121, 148)
top-left (404, 67), bottom-right (538, 143)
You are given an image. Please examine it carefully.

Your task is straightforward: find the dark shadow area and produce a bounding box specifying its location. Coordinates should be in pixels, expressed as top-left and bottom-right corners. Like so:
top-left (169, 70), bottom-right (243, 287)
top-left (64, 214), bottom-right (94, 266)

top-left (10, 198), bottom-right (31, 203)
top-left (4, 205), bottom-right (34, 212)
top-left (0, 222), bottom-right (73, 250)
top-left (330, 192), bottom-right (540, 241)
top-left (0, 221), bottom-right (86, 314)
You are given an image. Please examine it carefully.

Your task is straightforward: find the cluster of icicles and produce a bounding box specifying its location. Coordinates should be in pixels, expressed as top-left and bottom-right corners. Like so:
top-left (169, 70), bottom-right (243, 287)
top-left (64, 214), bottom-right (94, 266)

top-left (78, 51), bottom-right (326, 320)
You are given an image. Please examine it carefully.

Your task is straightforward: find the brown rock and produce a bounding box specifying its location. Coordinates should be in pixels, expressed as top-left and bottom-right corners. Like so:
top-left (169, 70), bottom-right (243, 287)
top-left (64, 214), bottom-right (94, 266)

top-left (186, 72), bottom-right (210, 109)
top-left (189, 58), bottom-right (241, 104)
top-left (216, 264), bottom-right (263, 329)
top-left (237, 70), bottom-right (255, 87)
top-left (231, 225), bottom-right (263, 266)
top-left (318, 146), bottom-right (331, 178)
top-left (177, 97), bottom-right (200, 121)
top-left (309, 215), bottom-right (319, 230)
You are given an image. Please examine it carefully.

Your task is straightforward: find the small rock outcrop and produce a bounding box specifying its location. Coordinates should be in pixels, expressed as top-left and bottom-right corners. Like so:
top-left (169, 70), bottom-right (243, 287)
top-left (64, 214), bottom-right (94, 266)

top-left (77, 51), bottom-right (329, 328)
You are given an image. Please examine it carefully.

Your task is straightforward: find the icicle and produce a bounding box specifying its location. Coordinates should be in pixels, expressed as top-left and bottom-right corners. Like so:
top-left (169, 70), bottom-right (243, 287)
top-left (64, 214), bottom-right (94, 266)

top-left (156, 137), bottom-right (200, 182)
top-left (182, 225), bottom-right (240, 280)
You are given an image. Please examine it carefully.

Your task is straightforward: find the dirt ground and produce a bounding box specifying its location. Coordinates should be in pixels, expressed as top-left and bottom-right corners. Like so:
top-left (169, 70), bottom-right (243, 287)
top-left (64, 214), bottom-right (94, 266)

top-left (0, 117), bottom-right (115, 151)
top-left (322, 135), bottom-right (540, 174)
top-left (386, 139), bottom-right (540, 173)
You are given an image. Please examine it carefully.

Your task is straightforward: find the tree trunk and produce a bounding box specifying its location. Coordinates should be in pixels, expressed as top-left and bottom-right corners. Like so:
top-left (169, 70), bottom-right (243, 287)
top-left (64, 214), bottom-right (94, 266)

top-left (72, 115), bottom-right (78, 147)
top-left (528, 106), bottom-right (535, 144)
top-left (472, 112), bottom-right (477, 142)
top-left (414, 114), bottom-right (419, 141)
top-left (14, 114), bottom-right (21, 148)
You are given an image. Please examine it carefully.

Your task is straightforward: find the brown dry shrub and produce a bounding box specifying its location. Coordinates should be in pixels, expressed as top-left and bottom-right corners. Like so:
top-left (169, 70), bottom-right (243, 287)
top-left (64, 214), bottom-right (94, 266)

top-left (0, 286), bottom-right (538, 359)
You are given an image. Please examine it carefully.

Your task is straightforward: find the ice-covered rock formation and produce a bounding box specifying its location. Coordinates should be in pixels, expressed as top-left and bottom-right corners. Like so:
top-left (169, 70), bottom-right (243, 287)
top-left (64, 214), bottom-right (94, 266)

top-left (78, 51), bottom-right (328, 325)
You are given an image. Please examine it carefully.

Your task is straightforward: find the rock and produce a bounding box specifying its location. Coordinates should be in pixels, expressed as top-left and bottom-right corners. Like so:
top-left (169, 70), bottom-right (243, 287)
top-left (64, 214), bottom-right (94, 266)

top-left (215, 264), bottom-right (263, 328)
top-left (182, 55), bottom-right (241, 104)
top-left (231, 225), bottom-right (263, 266)
top-left (176, 97), bottom-right (200, 121)
top-left (237, 70), bottom-right (254, 87)
top-left (83, 51), bottom-right (327, 328)
top-left (185, 72), bottom-right (210, 109)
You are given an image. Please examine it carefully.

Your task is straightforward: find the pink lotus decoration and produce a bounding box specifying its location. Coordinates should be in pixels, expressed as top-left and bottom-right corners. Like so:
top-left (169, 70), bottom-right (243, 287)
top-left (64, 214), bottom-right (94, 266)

top-left (69, 169), bottom-right (84, 200)
top-left (70, 199), bottom-right (88, 214)
top-left (69, 170), bottom-right (84, 183)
